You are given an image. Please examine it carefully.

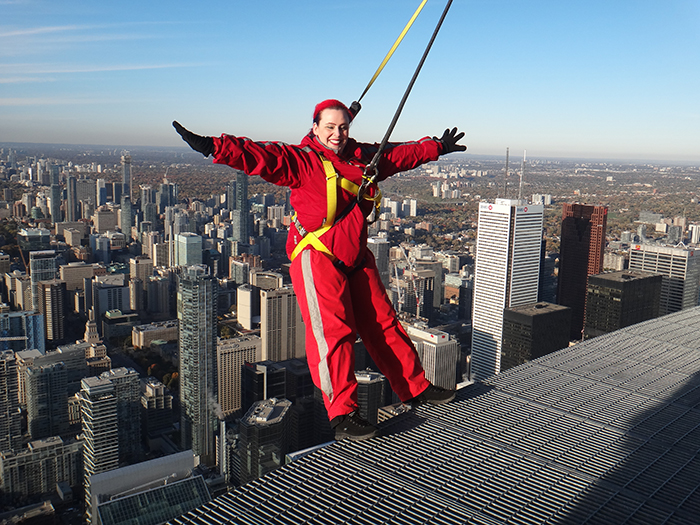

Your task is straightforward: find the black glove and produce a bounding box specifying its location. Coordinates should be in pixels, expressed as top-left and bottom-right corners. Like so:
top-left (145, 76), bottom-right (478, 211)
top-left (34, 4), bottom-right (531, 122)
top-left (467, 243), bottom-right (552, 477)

top-left (173, 121), bottom-right (214, 157)
top-left (436, 127), bottom-right (466, 155)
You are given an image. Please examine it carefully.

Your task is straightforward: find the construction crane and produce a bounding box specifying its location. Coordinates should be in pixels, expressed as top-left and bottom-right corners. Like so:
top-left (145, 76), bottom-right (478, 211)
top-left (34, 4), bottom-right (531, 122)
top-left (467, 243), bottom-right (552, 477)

top-left (393, 244), bottom-right (421, 315)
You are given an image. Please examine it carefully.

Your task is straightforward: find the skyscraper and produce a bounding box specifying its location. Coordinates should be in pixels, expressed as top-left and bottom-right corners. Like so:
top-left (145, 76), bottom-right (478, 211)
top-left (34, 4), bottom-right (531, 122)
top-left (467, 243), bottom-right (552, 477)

top-left (584, 270), bottom-right (662, 338)
top-left (29, 250), bottom-right (57, 311)
top-left (49, 168), bottom-right (62, 225)
top-left (415, 259), bottom-right (445, 309)
top-left (260, 286), bottom-right (305, 362)
top-left (130, 255), bottom-right (153, 293)
top-left (471, 199), bottom-right (543, 381)
top-left (501, 302), bottom-right (571, 372)
top-left (66, 176), bottom-right (78, 222)
top-left (217, 336), bottom-right (262, 416)
top-left (157, 179), bottom-right (178, 213)
top-left (557, 203), bottom-right (607, 340)
top-left (26, 362), bottom-right (69, 439)
top-left (229, 171), bottom-right (250, 243)
top-left (240, 361), bottom-right (287, 415)
top-left (0, 351), bottom-right (21, 453)
top-left (121, 152), bottom-right (132, 199)
top-left (406, 325), bottom-right (460, 390)
top-left (355, 370), bottom-right (387, 425)
top-left (178, 265), bottom-right (218, 466)
top-left (37, 279), bottom-right (66, 344)
top-left (175, 232), bottom-right (203, 267)
top-left (80, 376), bottom-right (118, 523)
top-left (238, 398), bottom-right (291, 484)
top-left (120, 195), bottom-right (132, 240)
top-left (140, 378), bottom-right (174, 438)
top-left (393, 268), bottom-right (435, 320)
top-left (101, 367), bottom-right (141, 464)
top-left (0, 310), bottom-right (45, 354)
top-left (628, 244), bottom-right (700, 315)
top-left (367, 237), bottom-right (391, 289)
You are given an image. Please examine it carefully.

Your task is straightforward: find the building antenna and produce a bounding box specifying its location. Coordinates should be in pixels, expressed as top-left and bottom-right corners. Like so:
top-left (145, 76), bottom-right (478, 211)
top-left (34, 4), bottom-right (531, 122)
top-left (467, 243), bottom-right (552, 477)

top-left (518, 150), bottom-right (526, 201)
top-left (502, 147), bottom-right (509, 199)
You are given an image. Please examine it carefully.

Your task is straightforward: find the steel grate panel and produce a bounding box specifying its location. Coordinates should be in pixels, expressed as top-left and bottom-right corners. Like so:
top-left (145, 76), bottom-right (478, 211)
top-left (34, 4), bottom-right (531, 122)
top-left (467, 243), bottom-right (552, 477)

top-left (170, 308), bottom-right (700, 525)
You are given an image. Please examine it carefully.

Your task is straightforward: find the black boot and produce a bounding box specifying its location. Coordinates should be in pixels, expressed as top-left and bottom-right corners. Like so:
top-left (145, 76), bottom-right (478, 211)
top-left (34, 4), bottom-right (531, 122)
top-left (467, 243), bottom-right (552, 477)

top-left (409, 384), bottom-right (456, 405)
top-left (331, 411), bottom-right (379, 441)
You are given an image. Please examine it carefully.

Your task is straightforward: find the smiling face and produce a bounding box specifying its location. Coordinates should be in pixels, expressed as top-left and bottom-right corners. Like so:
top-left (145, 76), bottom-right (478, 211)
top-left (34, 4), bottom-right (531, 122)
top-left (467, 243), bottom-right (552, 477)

top-left (312, 108), bottom-right (350, 153)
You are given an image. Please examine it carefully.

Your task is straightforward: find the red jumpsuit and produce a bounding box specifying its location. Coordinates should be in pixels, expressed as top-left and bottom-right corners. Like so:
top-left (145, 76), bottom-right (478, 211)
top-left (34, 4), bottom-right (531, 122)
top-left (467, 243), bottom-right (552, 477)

top-left (213, 131), bottom-right (443, 420)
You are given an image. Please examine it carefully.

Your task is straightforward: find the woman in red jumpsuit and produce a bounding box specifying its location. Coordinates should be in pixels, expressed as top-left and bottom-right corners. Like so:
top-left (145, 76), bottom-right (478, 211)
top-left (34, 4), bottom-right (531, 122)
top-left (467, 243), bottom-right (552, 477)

top-left (174, 99), bottom-right (465, 440)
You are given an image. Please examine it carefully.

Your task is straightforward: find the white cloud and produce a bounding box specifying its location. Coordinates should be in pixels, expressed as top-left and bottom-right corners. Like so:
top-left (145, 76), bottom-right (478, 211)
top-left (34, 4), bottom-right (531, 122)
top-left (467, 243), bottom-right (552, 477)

top-left (0, 97), bottom-right (117, 106)
top-left (0, 76), bottom-right (55, 84)
top-left (0, 62), bottom-right (206, 76)
top-left (0, 25), bottom-right (81, 37)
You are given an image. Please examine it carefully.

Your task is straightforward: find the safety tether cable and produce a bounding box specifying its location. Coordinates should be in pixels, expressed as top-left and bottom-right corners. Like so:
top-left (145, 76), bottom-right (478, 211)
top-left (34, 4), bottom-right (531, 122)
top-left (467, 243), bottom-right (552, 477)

top-left (359, 0), bottom-right (455, 199)
top-left (357, 0), bottom-right (429, 103)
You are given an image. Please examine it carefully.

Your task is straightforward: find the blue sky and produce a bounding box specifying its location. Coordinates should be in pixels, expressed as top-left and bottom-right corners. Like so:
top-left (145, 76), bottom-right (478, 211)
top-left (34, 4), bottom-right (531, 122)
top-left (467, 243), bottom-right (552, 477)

top-left (1, 0), bottom-right (699, 162)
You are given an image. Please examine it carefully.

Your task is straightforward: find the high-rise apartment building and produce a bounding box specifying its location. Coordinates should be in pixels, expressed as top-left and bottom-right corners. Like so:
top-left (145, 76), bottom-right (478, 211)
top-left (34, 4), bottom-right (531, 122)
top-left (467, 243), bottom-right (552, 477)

top-left (80, 375), bottom-right (118, 522)
top-left (217, 336), bottom-right (262, 416)
top-left (101, 367), bottom-right (141, 464)
top-left (0, 351), bottom-right (21, 453)
top-left (0, 436), bottom-right (82, 501)
top-left (130, 255), bottom-right (153, 293)
top-left (260, 286), bottom-right (305, 362)
top-left (37, 279), bottom-right (66, 344)
top-left (584, 270), bottom-right (662, 339)
top-left (178, 265), bottom-right (218, 466)
top-left (557, 203), bottom-right (607, 340)
top-left (628, 244), bottom-right (700, 315)
top-left (26, 363), bottom-right (69, 439)
top-left (471, 199), bottom-right (543, 381)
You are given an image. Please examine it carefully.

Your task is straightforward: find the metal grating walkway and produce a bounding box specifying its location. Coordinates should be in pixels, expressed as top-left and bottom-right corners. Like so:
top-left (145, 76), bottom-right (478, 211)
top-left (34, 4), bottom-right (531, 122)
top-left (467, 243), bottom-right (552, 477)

top-left (170, 308), bottom-right (700, 524)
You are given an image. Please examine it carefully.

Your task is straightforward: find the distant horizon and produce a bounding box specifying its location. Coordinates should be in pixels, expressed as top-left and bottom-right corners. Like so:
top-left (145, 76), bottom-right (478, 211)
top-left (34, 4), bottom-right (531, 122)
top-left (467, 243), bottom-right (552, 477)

top-left (2, 140), bottom-right (699, 168)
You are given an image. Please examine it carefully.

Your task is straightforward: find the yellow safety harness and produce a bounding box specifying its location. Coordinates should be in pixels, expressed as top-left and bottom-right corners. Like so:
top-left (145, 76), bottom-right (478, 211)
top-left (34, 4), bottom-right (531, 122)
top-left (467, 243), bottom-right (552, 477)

top-left (290, 153), bottom-right (382, 263)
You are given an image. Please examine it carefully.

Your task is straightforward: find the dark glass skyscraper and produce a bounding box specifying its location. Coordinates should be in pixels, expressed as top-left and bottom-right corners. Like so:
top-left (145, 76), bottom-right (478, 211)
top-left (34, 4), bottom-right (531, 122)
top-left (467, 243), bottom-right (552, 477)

top-left (557, 203), bottom-right (607, 340)
top-left (584, 270), bottom-right (662, 339)
top-left (228, 171), bottom-right (250, 243)
top-left (178, 265), bottom-right (218, 466)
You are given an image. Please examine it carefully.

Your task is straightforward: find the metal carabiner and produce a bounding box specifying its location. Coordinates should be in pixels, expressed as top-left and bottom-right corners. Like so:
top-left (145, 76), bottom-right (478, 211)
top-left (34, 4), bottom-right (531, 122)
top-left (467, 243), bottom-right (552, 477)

top-left (357, 165), bottom-right (378, 202)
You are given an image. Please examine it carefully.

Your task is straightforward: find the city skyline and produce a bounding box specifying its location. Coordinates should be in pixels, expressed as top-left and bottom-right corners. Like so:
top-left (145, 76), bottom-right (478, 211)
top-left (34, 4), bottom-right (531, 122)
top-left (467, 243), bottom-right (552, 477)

top-left (2, 1), bottom-right (699, 162)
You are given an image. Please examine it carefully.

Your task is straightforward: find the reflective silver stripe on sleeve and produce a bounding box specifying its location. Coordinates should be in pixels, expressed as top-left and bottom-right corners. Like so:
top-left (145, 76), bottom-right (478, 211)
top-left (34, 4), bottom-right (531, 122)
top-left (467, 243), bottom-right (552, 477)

top-left (301, 250), bottom-right (333, 400)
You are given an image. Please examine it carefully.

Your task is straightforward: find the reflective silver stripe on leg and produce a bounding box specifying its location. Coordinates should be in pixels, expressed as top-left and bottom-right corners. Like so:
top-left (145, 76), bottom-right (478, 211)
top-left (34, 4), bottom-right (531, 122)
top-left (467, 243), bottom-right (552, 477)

top-left (301, 250), bottom-right (333, 401)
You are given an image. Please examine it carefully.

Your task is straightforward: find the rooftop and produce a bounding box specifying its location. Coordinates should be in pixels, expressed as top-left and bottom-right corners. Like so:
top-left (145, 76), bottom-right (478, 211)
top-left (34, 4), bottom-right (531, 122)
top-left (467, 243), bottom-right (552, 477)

top-left (171, 307), bottom-right (700, 524)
